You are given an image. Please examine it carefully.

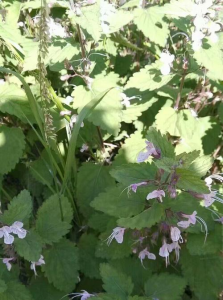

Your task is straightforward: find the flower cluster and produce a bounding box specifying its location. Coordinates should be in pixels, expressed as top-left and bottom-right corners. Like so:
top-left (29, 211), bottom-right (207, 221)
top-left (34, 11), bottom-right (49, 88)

top-left (0, 221), bottom-right (27, 245)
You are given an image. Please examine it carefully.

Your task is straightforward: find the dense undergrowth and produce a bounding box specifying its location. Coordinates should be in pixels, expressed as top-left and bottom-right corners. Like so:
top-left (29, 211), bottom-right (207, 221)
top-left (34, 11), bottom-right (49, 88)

top-left (0, 0), bottom-right (222, 299)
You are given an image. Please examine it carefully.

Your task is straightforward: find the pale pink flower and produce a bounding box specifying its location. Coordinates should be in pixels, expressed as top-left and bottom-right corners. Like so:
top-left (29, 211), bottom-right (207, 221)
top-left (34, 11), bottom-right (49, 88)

top-left (215, 217), bottom-right (223, 224)
top-left (0, 226), bottom-right (14, 244)
top-left (170, 227), bottom-right (183, 243)
top-left (2, 258), bottom-right (14, 271)
top-left (138, 248), bottom-right (156, 266)
top-left (10, 221), bottom-right (27, 239)
top-left (159, 239), bottom-right (173, 267)
top-left (137, 141), bottom-right (161, 163)
top-left (106, 227), bottom-right (125, 246)
top-left (202, 191), bottom-right (223, 207)
top-left (146, 190), bottom-right (165, 202)
top-left (129, 181), bottom-right (147, 193)
top-left (70, 290), bottom-right (94, 300)
top-left (30, 255), bottom-right (45, 276)
top-left (205, 173), bottom-right (223, 187)
top-left (120, 93), bottom-right (141, 108)
top-left (80, 144), bottom-right (89, 153)
top-left (159, 51), bottom-right (175, 75)
top-left (169, 241), bottom-right (181, 263)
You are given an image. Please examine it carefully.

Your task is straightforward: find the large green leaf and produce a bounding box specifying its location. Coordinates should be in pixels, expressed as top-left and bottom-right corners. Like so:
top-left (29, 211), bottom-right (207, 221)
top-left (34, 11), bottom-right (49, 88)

top-left (14, 230), bottom-right (42, 262)
top-left (0, 281), bottom-right (33, 300)
top-left (1, 190), bottom-right (32, 225)
top-left (29, 277), bottom-right (68, 300)
top-left (117, 203), bottom-right (164, 229)
top-left (100, 263), bottom-right (134, 299)
top-left (144, 273), bottom-right (187, 300)
top-left (125, 62), bottom-right (176, 92)
top-left (91, 185), bottom-right (145, 218)
top-left (110, 163), bottom-right (157, 186)
top-left (181, 249), bottom-right (223, 300)
top-left (35, 194), bottom-right (73, 244)
top-left (42, 239), bottom-right (79, 293)
top-left (176, 168), bottom-right (209, 193)
top-left (77, 163), bottom-right (116, 217)
top-left (0, 126), bottom-right (25, 175)
top-left (134, 7), bottom-right (169, 47)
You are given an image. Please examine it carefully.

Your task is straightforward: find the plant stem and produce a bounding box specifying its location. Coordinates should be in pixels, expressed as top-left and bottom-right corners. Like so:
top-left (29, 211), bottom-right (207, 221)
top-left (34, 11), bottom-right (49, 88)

top-left (96, 126), bottom-right (105, 153)
top-left (174, 69), bottom-right (187, 110)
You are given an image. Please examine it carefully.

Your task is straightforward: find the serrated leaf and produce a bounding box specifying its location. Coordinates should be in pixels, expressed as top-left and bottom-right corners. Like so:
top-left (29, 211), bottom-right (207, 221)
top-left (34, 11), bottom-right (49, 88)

top-left (36, 194), bottom-right (73, 244)
top-left (160, 0), bottom-right (194, 18)
top-left (0, 279), bottom-right (7, 293)
top-left (0, 281), bottom-right (33, 300)
top-left (0, 126), bottom-right (25, 175)
top-left (14, 230), bottom-right (42, 262)
top-left (110, 163), bottom-right (157, 186)
top-left (117, 203), bottom-right (164, 229)
top-left (125, 62), bottom-right (175, 92)
top-left (100, 263), bottom-right (134, 298)
top-left (193, 37), bottom-right (223, 81)
top-left (134, 7), bottom-right (169, 47)
top-left (181, 249), bottom-right (223, 300)
top-left (113, 131), bottom-right (145, 166)
top-left (88, 213), bottom-right (115, 233)
top-left (77, 163), bottom-right (116, 217)
top-left (1, 190), bottom-right (32, 225)
top-left (91, 185), bottom-right (145, 218)
top-left (146, 127), bottom-right (175, 159)
top-left (154, 157), bottom-right (177, 172)
top-left (176, 168), bottom-right (209, 193)
top-left (73, 74), bottom-right (122, 135)
top-left (176, 151), bottom-right (200, 169)
top-left (42, 239), bottom-right (79, 293)
top-left (0, 83), bottom-right (34, 123)
top-left (144, 273), bottom-right (187, 300)
top-left (188, 156), bottom-right (213, 177)
top-left (78, 234), bottom-right (102, 279)
top-left (29, 277), bottom-right (68, 300)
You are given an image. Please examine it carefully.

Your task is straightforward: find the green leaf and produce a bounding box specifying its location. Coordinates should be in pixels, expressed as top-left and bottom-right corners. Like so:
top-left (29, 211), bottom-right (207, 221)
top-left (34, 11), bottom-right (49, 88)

top-left (110, 163), bottom-right (157, 186)
top-left (113, 131), bottom-right (145, 166)
top-left (154, 157), bottom-right (177, 172)
top-left (160, 0), bottom-right (194, 18)
top-left (0, 83), bottom-right (34, 123)
top-left (176, 168), bottom-right (209, 193)
top-left (100, 263), bottom-right (134, 298)
top-left (181, 249), bottom-right (223, 300)
top-left (0, 125), bottom-right (25, 175)
top-left (134, 7), bottom-right (169, 47)
top-left (36, 194), bottom-right (73, 244)
top-left (73, 74), bottom-right (122, 136)
top-left (176, 151), bottom-right (201, 169)
top-left (0, 281), bottom-right (33, 300)
top-left (77, 163), bottom-right (116, 217)
top-left (125, 62), bottom-right (175, 92)
top-left (188, 156), bottom-right (213, 177)
top-left (193, 36), bottom-right (223, 81)
top-left (0, 280), bottom-right (7, 293)
top-left (91, 185), bottom-right (145, 218)
top-left (117, 203), bottom-right (164, 229)
top-left (29, 277), bottom-right (68, 300)
top-left (42, 239), bottom-right (79, 293)
top-left (1, 190), bottom-right (32, 225)
top-left (14, 230), bottom-right (42, 262)
top-left (144, 273), bottom-right (187, 300)
top-left (146, 127), bottom-right (175, 159)
top-left (78, 234), bottom-right (102, 279)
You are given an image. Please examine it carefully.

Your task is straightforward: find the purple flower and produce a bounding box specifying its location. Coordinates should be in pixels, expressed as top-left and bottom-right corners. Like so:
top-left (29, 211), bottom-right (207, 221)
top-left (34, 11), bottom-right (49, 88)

top-left (30, 255), bottom-right (45, 276)
top-left (2, 258), bottom-right (14, 271)
top-left (146, 190), bottom-right (165, 202)
top-left (129, 181), bottom-right (148, 193)
top-left (159, 239), bottom-right (173, 267)
top-left (138, 248), bottom-right (156, 267)
top-left (10, 221), bottom-right (27, 239)
top-left (215, 217), bottom-right (223, 224)
top-left (169, 241), bottom-right (181, 263)
top-left (0, 226), bottom-right (14, 245)
top-left (70, 290), bottom-right (94, 300)
top-left (137, 141), bottom-right (161, 163)
top-left (170, 227), bottom-right (183, 243)
top-left (106, 227), bottom-right (125, 246)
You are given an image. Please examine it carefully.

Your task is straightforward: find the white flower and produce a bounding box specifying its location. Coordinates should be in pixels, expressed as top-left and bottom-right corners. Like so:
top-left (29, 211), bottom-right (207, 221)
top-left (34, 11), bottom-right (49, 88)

top-left (170, 227), bottom-right (183, 243)
top-left (70, 114), bottom-right (84, 128)
top-left (193, 15), bottom-right (208, 31)
top-left (47, 17), bottom-right (68, 38)
top-left (208, 21), bottom-right (221, 43)
top-left (120, 93), bottom-right (141, 107)
top-left (80, 144), bottom-right (89, 152)
top-left (100, 0), bottom-right (116, 34)
top-left (10, 221), bottom-right (27, 239)
top-left (30, 255), bottom-right (45, 276)
top-left (138, 248), bottom-right (156, 267)
top-left (106, 227), bottom-right (125, 245)
top-left (159, 239), bottom-right (173, 267)
top-left (2, 258), bottom-right (14, 271)
top-left (0, 226), bottom-right (14, 244)
top-left (70, 290), bottom-right (94, 300)
top-left (159, 52), bottom-right (174, 75)
top-left (192, 30), bottom-right (205, 51)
